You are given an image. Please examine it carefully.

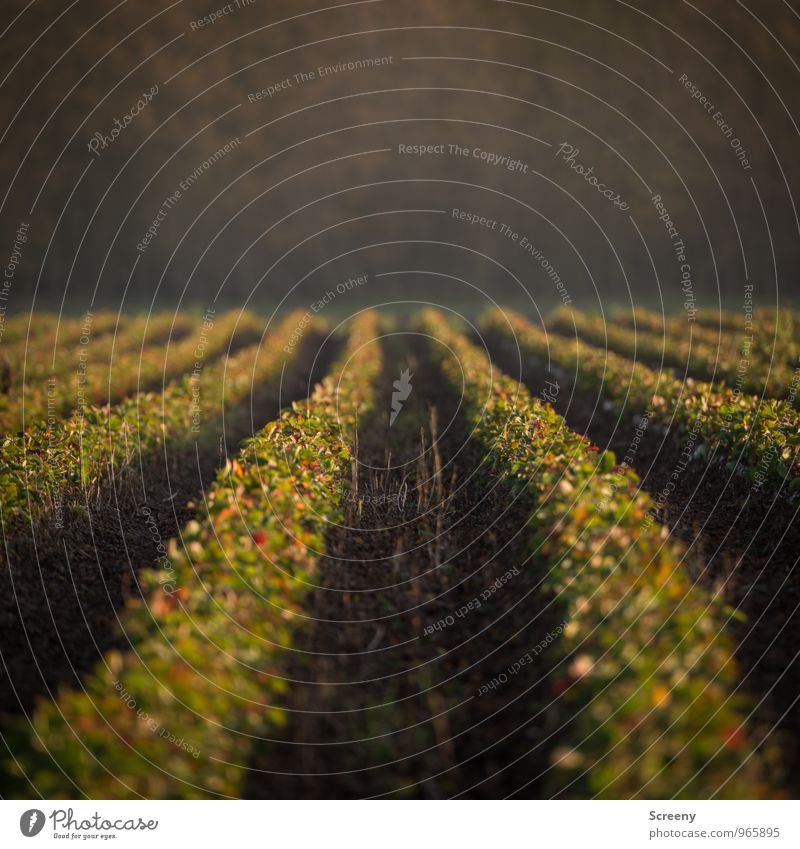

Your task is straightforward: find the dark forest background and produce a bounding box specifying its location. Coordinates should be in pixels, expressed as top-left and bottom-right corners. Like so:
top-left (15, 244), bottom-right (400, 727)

top-left (0, 0), bottom-right (798, 316)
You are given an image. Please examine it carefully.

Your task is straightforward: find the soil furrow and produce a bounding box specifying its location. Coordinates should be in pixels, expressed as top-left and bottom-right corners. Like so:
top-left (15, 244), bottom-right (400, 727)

top-left (245, 336), bottom-right (567, 799)
top-left (0, 333), bottom-right (335, 717)
top-left (484, 329), bottom-right (800, 794)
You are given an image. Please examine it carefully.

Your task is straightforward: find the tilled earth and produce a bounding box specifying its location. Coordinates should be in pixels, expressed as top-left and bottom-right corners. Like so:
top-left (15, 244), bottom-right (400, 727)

top-left (485, 330), bottom-right (800, 796)
top-left (0, 335), bottom-right (333, 716)
top-left (246, 338), bottom-right (568, 798)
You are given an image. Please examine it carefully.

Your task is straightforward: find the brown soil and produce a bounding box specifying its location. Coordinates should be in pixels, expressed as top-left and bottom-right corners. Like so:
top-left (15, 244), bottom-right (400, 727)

top-left (245, 337), bottom-right (567, 799)
top-left (0, 334), bottom-right (335, 717)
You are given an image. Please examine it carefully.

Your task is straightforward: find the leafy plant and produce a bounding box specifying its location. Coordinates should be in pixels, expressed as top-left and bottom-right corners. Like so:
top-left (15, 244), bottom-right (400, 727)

top-left (9, 312), bottom-right (382, 799)
top-left (486, 309), bottom-right (800, 493)
top-left (425, 308), bottom-right (779, 799)
top-left (553, 307), bottom-right (797, 404)
top-left (0, 311), bottom-right (303, 527)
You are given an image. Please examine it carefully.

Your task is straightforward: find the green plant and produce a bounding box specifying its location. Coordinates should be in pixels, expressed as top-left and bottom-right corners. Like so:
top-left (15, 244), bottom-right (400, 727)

top-left (425, 309), bottom-right (778, 799)
top-left (486, 309), bottom-right (800, 493)
top-left (9, 312), bottom-right (382, 798)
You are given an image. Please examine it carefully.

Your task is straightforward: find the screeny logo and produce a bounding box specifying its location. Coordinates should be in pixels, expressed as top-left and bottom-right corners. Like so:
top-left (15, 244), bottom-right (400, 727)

top-left (19, 809), bottom-right (45, 837)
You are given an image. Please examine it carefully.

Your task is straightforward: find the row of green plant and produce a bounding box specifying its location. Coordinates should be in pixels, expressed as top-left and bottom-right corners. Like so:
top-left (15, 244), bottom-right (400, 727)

top-left (0, 310), bottom-right (126, 351)
top-left (6, 312), bottom-right (193, 386)
top-left (74, 310), bottom-right (263, 411)
top-left (0, 311), bottom-right (303, 528)
top-left (488, 310), bottom-right (800, 492)
top-left (0, 311), bottom-right (261, 432)
top-left (1, 312), bottom-right (129, 410)
top-left (610, 306), bottom-right (800, 371)
top-left (7, 311), bottom-right (382, 798)
top-left (422, 308), bottom-right (778, 798)
top-left (608, 307), bottom-right (749, 361)
top-left (609, 306), bottom-right (735, 335)
top-left (696, 306), bottom-right (800, 340)
top-left (613, 305), bottom-right (799, 335)
top-left (551, 308), bottom-right (796, 402)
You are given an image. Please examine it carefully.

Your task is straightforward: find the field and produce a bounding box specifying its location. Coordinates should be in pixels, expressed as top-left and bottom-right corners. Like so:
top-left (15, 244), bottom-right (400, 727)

top-left (0, 305), bottom-right (798, 799)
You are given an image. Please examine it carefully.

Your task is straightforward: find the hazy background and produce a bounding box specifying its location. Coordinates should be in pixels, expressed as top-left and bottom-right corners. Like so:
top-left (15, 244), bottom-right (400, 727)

top-left (1, 0), bottom-right (798, 317)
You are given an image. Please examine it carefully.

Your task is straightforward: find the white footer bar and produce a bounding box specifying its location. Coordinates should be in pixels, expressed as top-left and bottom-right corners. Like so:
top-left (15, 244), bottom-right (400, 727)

top-left (1, 799), bottom-right (797, 848)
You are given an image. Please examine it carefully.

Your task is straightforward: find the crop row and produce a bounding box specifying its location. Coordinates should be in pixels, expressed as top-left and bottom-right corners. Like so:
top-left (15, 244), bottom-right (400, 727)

top-left (0, 311), bottom-right (263, 432)
top-left (696, 307), bottom-right (799, 344)
top-left (611, 306), bottom-right (800, 372)
top-left (5, 312), bottom-right (193, 387)
top-left (422, 309), bottom-right (776, 798)
top-left (67, 310), bottom-right (264, 415)
top-left (0, 310), bottom-right (127, 351)
top-left (551, 309), bottom-right (796, 402)
top-left (0, 311), bottom-right (305, 528)
top-left (487, 310), bottom-right (800, 494)
top-left (599, 308), bottom-right (746, 368)
top-left (8, 311), bottom-right (382, 798)
top-left (616, 306), bottom-right (799, 337)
